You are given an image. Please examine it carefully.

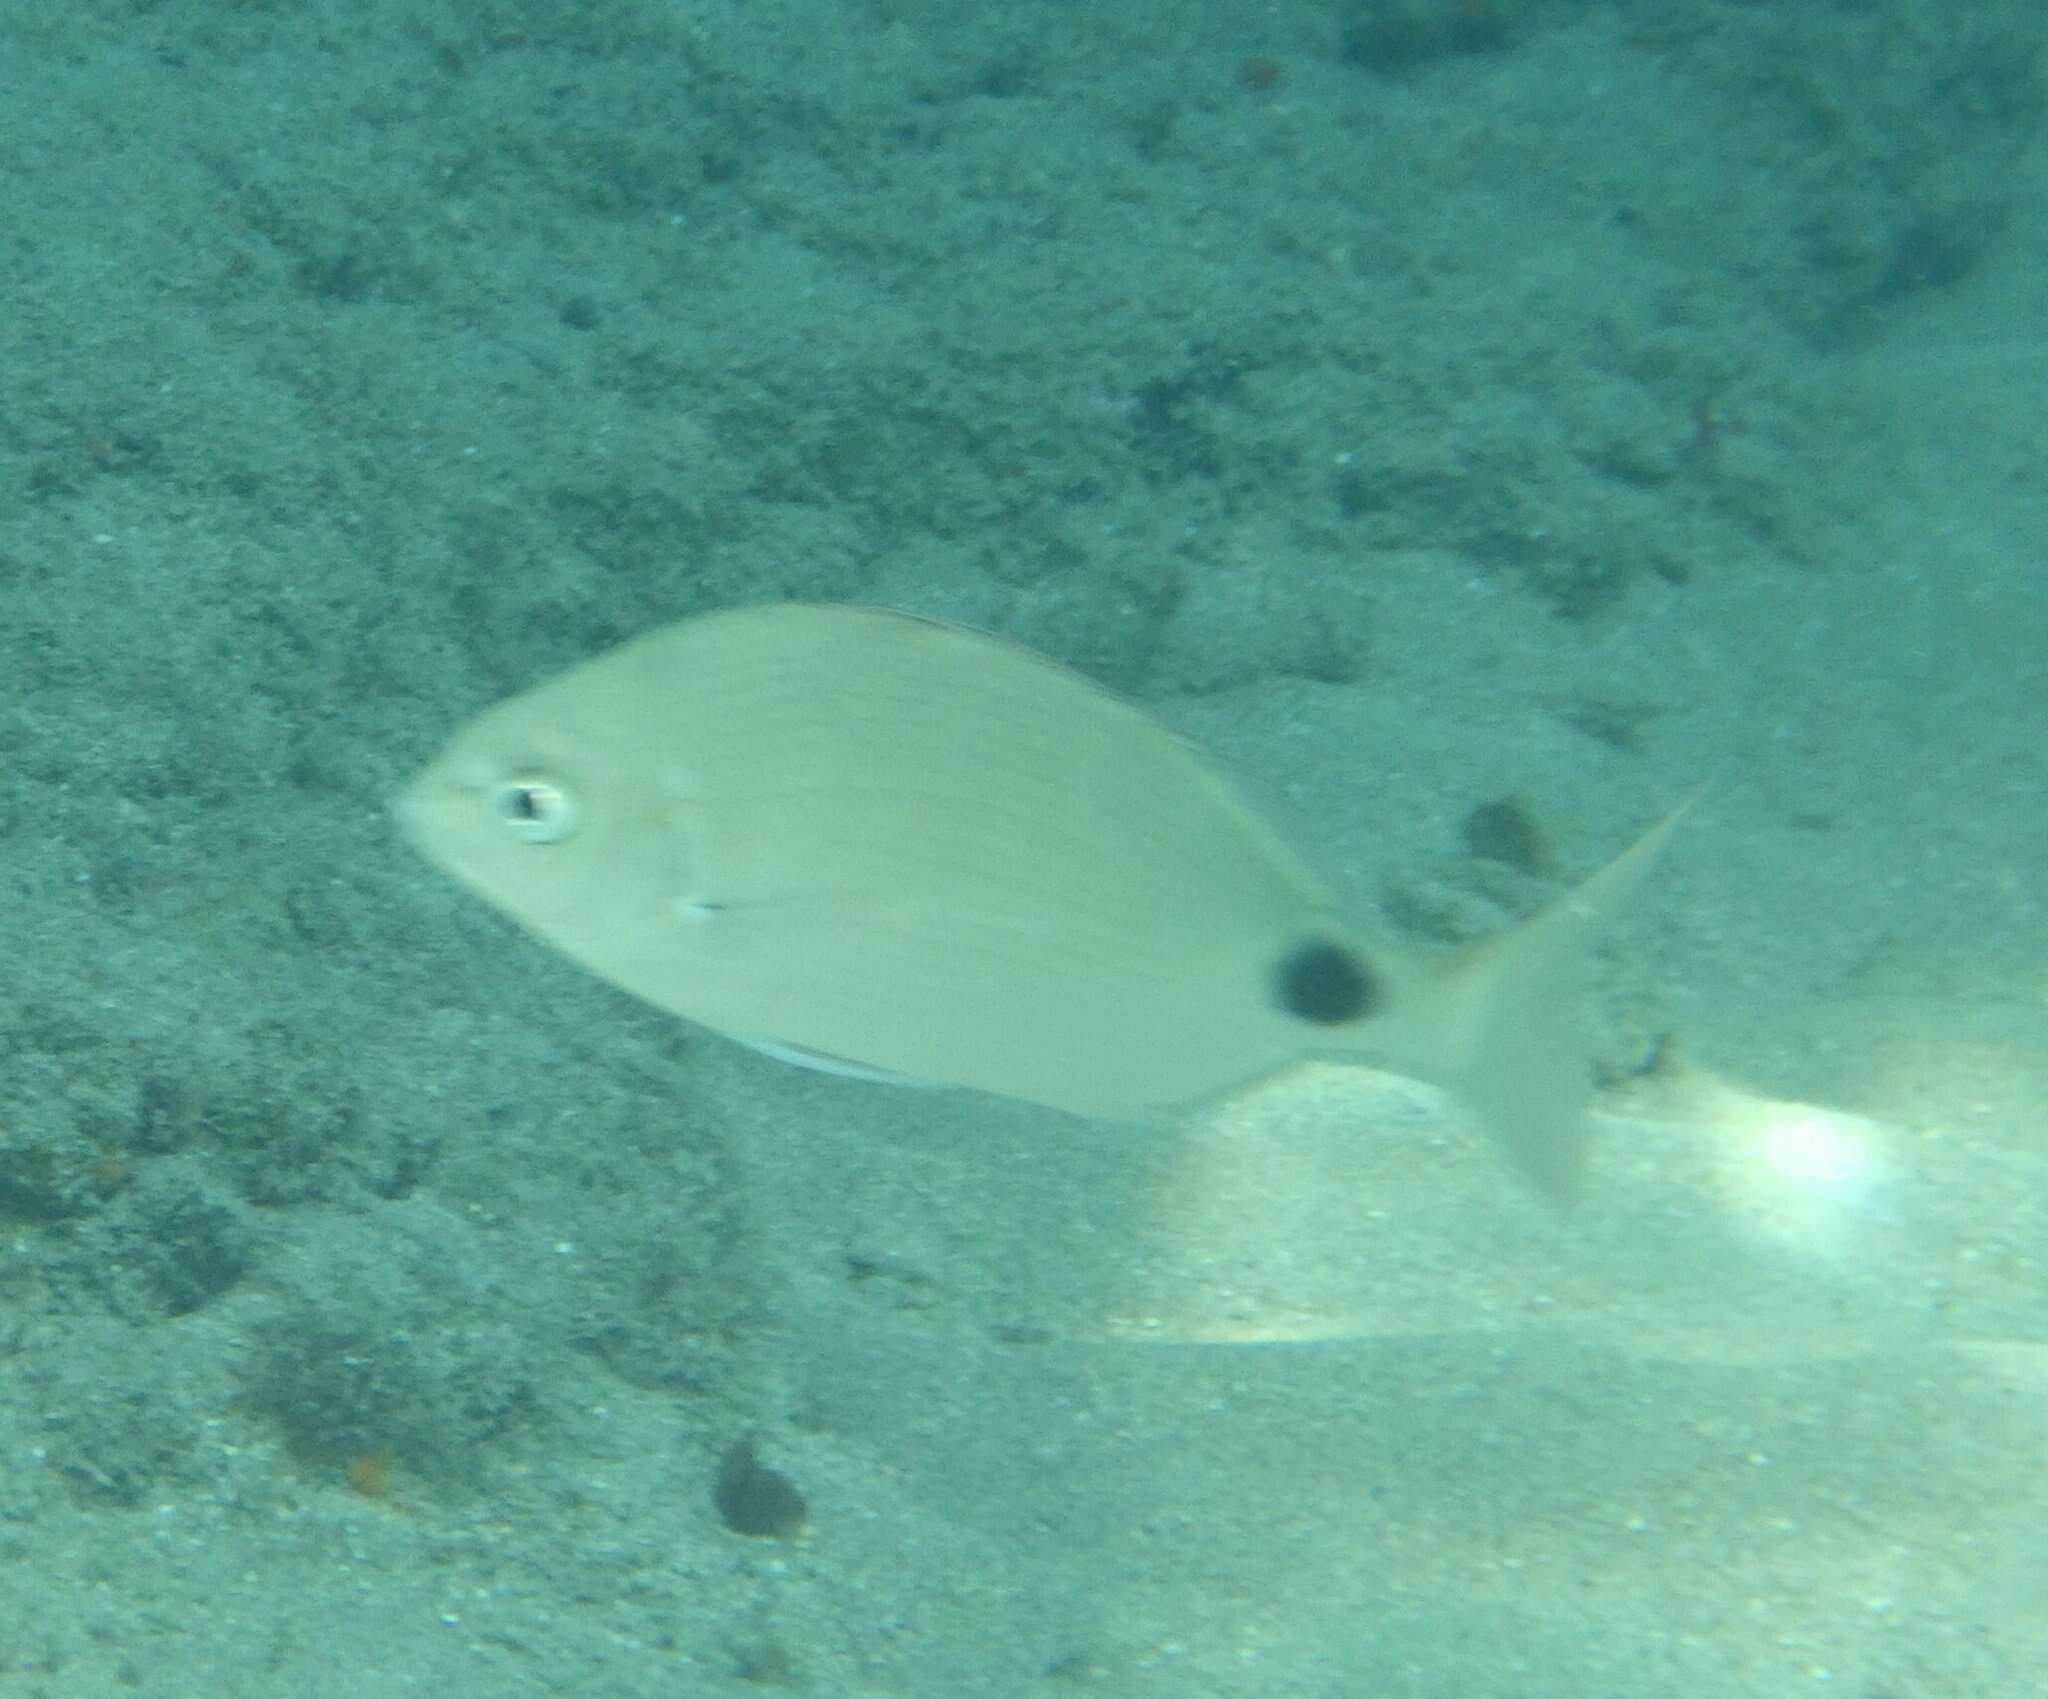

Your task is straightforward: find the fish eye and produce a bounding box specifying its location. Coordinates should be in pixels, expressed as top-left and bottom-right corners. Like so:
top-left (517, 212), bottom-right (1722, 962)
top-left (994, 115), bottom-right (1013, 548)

top-left (1271, 938), bottom-right (1378, 1025)
top-left (493, 775), bottom-right (580, 844)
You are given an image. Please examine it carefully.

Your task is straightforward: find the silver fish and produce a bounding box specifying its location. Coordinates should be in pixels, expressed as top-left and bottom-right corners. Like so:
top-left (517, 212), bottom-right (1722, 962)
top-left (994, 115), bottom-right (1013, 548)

top-left (400, 603), bottom-right (1672, 1200)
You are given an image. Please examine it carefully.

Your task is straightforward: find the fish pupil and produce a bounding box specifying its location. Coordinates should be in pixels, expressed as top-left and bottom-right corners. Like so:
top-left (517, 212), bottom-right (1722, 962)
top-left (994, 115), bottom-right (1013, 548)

top-left (1272, 938), bottom-right (1377, 1025)
top-left (494, 775), bottom-right (579, 844)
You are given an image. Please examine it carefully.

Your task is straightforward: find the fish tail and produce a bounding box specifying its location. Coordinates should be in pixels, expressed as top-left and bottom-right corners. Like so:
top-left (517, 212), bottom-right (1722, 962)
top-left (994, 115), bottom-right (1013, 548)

top-left (1402, 809), bottom-right (1683, 1204)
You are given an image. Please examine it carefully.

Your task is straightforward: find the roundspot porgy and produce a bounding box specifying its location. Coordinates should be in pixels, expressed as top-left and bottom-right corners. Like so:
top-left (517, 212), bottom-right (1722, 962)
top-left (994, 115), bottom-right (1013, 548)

top-left (400, 602), bottom-right (1674, 1202)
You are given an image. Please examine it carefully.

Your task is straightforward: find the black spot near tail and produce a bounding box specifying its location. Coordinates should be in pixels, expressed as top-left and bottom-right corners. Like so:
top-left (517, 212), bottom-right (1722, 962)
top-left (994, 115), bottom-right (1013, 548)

top-left (1272, 939), bottom-right (1378, 1025)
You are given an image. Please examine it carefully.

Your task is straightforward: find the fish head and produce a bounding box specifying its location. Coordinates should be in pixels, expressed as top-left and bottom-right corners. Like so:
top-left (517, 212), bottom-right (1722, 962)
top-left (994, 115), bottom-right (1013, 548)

top-left (396, 687), bottom-right (694, 988)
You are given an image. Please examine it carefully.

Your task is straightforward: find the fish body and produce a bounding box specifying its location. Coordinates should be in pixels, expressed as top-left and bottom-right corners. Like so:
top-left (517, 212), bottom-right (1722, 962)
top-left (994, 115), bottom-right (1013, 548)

top-left (401, 603), bottom-right (1670, 1200)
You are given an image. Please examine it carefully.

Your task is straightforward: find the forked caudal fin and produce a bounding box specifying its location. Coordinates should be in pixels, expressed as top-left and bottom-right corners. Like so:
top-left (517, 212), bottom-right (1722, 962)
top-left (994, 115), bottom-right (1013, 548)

top-left (1396, 808), bottom-right (1685, 1205)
